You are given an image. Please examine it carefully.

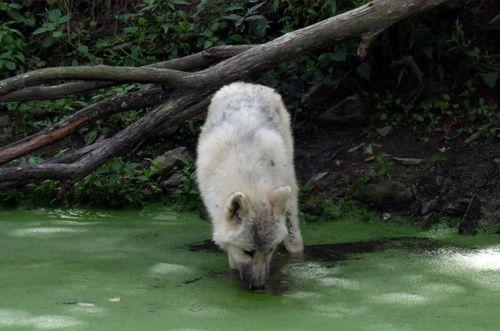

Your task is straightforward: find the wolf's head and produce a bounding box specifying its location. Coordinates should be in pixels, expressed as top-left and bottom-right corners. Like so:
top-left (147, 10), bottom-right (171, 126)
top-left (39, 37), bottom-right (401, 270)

top-left (214, 187), bottom-right (291, 290)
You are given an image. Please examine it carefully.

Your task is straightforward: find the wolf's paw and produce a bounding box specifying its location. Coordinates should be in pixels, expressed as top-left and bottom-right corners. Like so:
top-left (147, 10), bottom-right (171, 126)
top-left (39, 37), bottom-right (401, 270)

top-left (284, 235), bottom-right (304, 254)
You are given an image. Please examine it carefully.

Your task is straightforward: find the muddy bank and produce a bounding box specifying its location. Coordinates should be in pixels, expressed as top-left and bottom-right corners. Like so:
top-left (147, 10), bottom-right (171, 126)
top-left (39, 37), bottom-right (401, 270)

top-left (294, 124), bottom-right (499, 230)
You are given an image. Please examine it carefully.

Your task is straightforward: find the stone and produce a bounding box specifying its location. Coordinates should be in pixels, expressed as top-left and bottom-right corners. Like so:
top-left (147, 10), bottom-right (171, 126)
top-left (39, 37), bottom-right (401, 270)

top-left (317, 94), bottom-right (367, 124)
top-left (162, 172), bottom-right (184, 187)
top-left (302, 202), bottom-right (324, 216)
top-left (151, 147), bottom-right (191, 176)
top-left (421, 198), bottom-right (439, 215)
top-left (353, 180), bottom-right (414, 207)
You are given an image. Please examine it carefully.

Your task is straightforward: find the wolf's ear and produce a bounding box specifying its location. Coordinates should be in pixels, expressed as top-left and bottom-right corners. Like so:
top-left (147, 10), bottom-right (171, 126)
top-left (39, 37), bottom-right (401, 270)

top-left (268, 186), bottom-right (291, 216)
top-left (225, 192), bottom-right (251, 226)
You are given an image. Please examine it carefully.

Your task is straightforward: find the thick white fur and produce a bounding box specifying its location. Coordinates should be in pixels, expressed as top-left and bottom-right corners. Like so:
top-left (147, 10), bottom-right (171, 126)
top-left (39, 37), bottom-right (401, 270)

top-left (196, 82), bottom-right (303, 253)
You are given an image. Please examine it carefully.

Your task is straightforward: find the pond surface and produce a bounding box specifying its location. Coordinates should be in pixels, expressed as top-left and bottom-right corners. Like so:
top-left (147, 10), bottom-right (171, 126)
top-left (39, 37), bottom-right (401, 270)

top-left (0, 209), bottom-right (499, 330)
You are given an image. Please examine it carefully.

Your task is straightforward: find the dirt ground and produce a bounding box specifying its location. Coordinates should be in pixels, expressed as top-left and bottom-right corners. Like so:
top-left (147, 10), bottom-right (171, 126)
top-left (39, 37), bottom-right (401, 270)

top-left (294, 123), bottom-right (499, 230)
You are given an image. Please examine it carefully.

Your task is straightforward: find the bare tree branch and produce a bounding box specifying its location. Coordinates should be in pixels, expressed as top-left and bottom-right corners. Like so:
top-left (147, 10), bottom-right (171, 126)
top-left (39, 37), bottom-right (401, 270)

top-left (0, 87), bottom-right (166, 164)
top-left (0, 45), bottom-right (253, 102)
top-left (0, 91), bottom-right (206, 183)
top-left (0, 0), bottom-right (448, 98)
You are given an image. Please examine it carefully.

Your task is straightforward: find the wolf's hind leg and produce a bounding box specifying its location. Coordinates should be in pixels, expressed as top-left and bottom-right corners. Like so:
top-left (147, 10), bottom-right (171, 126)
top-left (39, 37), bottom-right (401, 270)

top-left (284, 199), bottom-right (304, 254)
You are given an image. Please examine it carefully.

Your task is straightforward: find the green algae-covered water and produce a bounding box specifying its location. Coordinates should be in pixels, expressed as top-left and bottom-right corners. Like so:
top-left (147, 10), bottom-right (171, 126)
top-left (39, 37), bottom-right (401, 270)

top-left (0, 209), bottom-right (499, 330)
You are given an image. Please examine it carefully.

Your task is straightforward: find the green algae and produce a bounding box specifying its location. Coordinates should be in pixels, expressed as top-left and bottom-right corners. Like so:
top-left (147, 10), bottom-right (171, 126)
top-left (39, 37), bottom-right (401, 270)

top-left (0, 209), bottom-right (499, 330)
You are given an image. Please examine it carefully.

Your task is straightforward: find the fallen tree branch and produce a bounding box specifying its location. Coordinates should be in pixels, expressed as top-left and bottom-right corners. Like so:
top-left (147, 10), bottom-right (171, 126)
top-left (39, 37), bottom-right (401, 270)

top-left (0, 0), bottom-right (449, 98)
top-left (0, 45), bottom-right (253, 102)
top-left (0, 87), bottom-right (165, 164)
top-left (0, 91), bottom-right (207, 183)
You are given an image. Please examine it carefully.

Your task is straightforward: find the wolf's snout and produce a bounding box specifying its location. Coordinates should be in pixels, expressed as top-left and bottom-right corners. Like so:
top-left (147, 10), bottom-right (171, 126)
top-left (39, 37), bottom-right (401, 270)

top-left (238, 260), bottom-right (269, 290)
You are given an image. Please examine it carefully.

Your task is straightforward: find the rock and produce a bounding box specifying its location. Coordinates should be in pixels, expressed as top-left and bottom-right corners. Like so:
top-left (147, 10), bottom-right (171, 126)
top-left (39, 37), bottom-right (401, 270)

top-left (458, 196), bottom-right (481, 235)
top-left (382, 212), bottom-right (391, 221)
top-left (317, 94), bottom-right (367, 124)
top-left (353, 180), bottom-right (414, 207)
top-left (162, 172), bottom-right (184, 187)
top-left (151, 147), bottom-right (191, 176)
top-left (302, 202), bottom-right (324, 216)
top-left (376, 126), bottom-right (393, 137)
top-left (421, 198), bottom-right (439, 215)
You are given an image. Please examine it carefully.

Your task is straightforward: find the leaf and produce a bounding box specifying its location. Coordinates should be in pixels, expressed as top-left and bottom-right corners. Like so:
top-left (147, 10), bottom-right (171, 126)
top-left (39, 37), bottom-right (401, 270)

top-left (58, 14), bottom-right (70, 24)
top-left (84, 130), bottom-right (98, 144)
top-left (414, 114), bottom-right (424, 122)
top-left (27, 156), bottom-right (43, 165)
top-left (489, 14), bottom-right (500, 24)
top-left (4, 61), bottom-right (16, 70)
top-left (322, 0), bottom-right (337, 15)
top-left (226, 4), bottom-right (243, 11)
top-left (331, 47), bottom-right (346, 62)
top-left (422, 45), bottom-right (433, 59)
top-left (42, 37), bottom-right (54, 48)
top-left (246, 15), bottom-right (266, 21)
top-left (480, 72), bottom-right (498, 88)
top-left (77, 44), bottom-right (89, 54)
top-left (8, 3), bottom-right (23, 9)
top-left (32, 26), bottom-right (49, 35)
top-left (123, 26), bottom-right (138, 34)
top-left (356, 62), bottom-right (372, 80)
top-left (224, 14), bottom-right (242, 21)
top-left (14, 53), bottom-right (24, 62)
top-left (247, 2), bottom-right (265, 15)
top-left (47, 9), bottom-right (61, 22)
top-left (52, 30), bottom-right (63, 38)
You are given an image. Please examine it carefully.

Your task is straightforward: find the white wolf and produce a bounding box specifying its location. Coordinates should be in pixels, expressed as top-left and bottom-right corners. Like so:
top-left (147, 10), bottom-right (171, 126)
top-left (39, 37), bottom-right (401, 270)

top-left (196, 82), bottom-right (304, 289)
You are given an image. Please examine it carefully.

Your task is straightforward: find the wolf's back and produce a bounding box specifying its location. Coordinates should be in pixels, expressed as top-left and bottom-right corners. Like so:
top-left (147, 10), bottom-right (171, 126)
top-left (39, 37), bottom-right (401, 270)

top-left (196, 82), bottom-right (296, 224)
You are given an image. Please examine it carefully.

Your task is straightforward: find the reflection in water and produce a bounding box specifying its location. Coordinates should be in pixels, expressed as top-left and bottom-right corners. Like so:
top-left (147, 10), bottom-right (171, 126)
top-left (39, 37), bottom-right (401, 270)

top-left (445, 246), bottom-right (500, 271)
top-left (9, 227), bottom-right (86, 237)
top-left (0, 308), bottom-right (83, 329)
top-left (191, 237), bottom-right (444, 294)
top-left (190, 237), bottom-right (500, 296)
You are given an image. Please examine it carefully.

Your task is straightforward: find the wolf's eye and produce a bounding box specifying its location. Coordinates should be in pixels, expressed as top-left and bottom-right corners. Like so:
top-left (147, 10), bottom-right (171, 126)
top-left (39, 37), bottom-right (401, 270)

top-left (243, 249), bottom-right (255, 257)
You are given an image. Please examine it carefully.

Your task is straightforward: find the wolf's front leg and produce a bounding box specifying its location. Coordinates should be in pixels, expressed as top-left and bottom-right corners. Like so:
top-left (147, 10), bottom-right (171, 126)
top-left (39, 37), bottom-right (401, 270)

top-left (284, 199), bottom-right (304, 254)
top-left (228, 254), bottom-right (237, 269)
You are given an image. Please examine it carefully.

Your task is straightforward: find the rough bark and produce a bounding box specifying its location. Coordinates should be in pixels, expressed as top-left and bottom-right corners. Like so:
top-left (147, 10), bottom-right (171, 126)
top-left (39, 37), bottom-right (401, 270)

top-left (0, 45), bottom-right (253, 102)
top-left (0, 0), bottom-right (452, 187)
top-left (0, 0), bottom-right (449, 98)
top-left (0, 87), bottom-right (165, 164)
